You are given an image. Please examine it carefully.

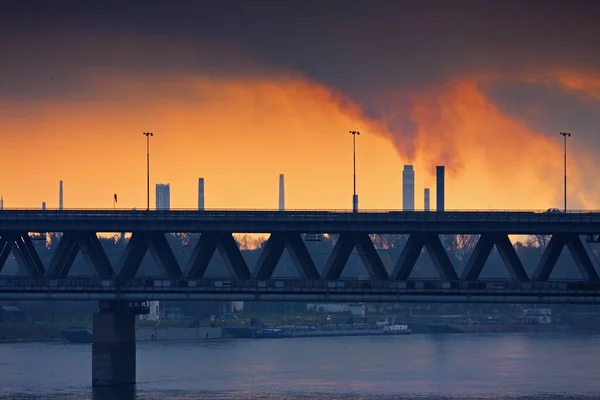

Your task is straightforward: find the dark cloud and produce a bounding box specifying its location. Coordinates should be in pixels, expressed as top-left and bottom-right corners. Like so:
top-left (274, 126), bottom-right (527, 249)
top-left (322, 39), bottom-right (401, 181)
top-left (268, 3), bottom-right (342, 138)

top-left (1, 0), bottom-right (599, 145)
top-left (0, 31), bottom-right (281, 101)
top-left (3, 1), bottom-right (599, 87)
top-left (485, 80), bottom-right (600, 150)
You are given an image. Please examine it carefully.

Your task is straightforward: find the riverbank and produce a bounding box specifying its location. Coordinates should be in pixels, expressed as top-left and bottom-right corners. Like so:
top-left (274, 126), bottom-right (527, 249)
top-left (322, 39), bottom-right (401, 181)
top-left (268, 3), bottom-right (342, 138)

top-left (0, 323), bottom-right (63, 342)
top-left (0, 323), bottom-right (223, 344)
top-left (0, 338), bottom-right (63, 344)
top-left (4, 317), bottom-right (600, 344)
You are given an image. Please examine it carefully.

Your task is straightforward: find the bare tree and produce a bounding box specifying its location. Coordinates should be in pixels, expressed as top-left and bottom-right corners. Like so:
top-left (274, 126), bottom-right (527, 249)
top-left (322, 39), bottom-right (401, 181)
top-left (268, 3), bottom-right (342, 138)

top-left (527, 235), bottom-right (551, 248)
top-left (370, 234), bottom-right (408, 250)
top-left (441, 234), bottom-right (477, 262)
top-left (235, 234), bottom-right (267, 250)
top-left (453, 234), bottom-right (480, 263)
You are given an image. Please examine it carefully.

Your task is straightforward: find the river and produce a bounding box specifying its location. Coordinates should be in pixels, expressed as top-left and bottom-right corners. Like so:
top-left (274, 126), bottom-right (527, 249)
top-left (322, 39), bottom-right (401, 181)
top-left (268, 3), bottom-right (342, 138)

top-left (1, 332), bottom-right (600, 399)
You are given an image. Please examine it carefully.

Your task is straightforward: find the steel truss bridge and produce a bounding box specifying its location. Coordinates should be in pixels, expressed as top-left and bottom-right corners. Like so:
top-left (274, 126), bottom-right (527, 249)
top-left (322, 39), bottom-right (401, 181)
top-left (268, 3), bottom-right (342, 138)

top-left (2, 209), bottom-right (600, 304)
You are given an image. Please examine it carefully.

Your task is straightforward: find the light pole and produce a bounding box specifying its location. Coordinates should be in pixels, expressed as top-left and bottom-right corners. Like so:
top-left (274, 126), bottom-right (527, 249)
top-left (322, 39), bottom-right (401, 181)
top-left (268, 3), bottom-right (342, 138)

top-left (143, 132), bottom-right (153, 210)
top-left (350, 130), bottom-right (360, 213)
top-left (560, 132), bottom-right (571, 213)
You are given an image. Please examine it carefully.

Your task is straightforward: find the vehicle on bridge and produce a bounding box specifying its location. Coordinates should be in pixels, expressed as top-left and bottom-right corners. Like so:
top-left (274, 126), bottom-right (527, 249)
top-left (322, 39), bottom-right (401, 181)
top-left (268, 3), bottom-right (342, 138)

top-left (543, 208), bottom-right (564, 214)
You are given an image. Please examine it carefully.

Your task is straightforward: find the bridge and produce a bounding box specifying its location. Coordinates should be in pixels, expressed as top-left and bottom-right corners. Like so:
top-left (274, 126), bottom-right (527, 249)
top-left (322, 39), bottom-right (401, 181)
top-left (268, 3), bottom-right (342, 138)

top-left (2, 209), bottom-right (600, 386)
top-left (2, 209), bottom-right (600, 296)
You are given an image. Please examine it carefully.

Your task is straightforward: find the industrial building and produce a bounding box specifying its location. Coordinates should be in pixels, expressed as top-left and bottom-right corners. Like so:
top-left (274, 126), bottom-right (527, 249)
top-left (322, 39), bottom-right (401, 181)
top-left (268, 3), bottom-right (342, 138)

top-left (156, 184), bottom-right (170, 210)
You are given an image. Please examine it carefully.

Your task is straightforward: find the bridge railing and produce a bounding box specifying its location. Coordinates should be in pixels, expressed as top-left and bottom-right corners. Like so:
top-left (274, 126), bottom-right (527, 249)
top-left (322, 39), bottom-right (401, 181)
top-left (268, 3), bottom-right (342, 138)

top-left (2, 276), bottom-right (600, 292)
top-left (2, 208), bottom-right (599, 213)
top-left (1, 208), bottom-right (600, 223)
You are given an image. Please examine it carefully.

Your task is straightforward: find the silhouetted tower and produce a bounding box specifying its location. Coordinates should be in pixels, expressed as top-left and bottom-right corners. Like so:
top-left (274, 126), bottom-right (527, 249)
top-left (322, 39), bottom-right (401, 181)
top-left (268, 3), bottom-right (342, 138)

top-left (0, 196), bottom-right (3, 210)
top-left (424, 188), bottom-right (430, 211)
top-left (155, 184), bottom-right (170, 210)
top-left (279, 174), bottom-right (285, 211)
top-left (402, 165), bottom-right (415, 211)
top-left (198, 178), bottom-right (205, 210)
top-left (42, 202), bottom-right (46, 210)
top-left (59, 181), bottom-right (64, 210)
top-left (436, 166), bottom-right (445, 212)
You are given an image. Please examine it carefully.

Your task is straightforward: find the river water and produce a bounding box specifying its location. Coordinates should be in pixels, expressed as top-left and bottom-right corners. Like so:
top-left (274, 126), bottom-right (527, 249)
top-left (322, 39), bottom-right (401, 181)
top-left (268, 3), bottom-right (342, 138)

top-left (1, 332), bottom-right (600, 399)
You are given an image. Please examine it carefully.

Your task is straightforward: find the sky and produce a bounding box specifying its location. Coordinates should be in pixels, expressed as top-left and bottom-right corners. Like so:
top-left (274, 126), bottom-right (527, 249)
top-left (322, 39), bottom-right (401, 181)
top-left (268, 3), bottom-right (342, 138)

top-left (1, 0), bottom-right (599, 211)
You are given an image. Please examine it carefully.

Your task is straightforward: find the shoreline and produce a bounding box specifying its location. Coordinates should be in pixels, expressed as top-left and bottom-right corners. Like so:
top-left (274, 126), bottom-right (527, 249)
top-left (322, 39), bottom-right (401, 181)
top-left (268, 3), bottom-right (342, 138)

top-left (3, 327), bottom-right (600, 345)
top-left (0, 338), bottom-right (64, 344)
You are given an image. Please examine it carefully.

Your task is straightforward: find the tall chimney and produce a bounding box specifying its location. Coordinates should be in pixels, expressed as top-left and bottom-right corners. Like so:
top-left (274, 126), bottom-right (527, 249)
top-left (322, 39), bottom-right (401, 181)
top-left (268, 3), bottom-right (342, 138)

top-left (0, 196), bottom-right (3, 210)
top-left (402, 165), bottom-right (415, 211)
top-left (59, 180), bottom-right (64, 210)
top-left (436, 166), bottom-right (445, 212)
top-left (198, 178), bottom-right (205, 210)
top-left (279, 174), bottom-right (285, 211)
top-left (424, 188), bottom-right (430, 211)
top-left (42, 202), bottom-right (46, 211)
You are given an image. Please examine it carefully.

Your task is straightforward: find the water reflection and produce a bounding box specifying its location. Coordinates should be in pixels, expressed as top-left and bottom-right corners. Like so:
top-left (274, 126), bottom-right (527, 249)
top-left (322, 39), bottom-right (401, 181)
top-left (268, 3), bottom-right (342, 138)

top-left (1, 333), bottom-right (600, 399)
top-left (92, 386), bottom-right (137, 400)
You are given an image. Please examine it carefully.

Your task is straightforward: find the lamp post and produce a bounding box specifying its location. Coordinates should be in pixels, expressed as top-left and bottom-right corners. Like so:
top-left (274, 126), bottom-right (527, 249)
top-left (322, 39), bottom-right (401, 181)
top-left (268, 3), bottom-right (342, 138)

top-left (560, 132), bottom-right (571, 213)
top-left (143, 132), bottom-right (153, 210)
top-left (350, 130), bottom-right (360, 213)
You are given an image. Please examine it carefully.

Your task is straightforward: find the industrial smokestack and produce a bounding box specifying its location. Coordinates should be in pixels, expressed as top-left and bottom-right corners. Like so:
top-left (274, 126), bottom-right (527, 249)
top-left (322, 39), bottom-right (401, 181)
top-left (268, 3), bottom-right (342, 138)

top-left (42, 202), bottom-right (46, 211)
top-left (279, 174), bottom-right (285, 211)
top-left (436, 166), bottom-right (445, 212)
top-left (0, 196), bottom-right (3, 210)
top-left (198, 178), bottom-right (205, 210)
top-left (424, 188), bottom-right (430, 211)
top-left (402, 165), bottom-right (415, 211)
top-left (59, 181), bottom-right (64, 210)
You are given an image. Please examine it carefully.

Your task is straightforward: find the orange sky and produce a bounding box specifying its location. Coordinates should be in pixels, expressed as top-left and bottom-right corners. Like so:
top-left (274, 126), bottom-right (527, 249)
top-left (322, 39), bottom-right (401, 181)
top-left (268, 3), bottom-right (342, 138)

top-left (0, 71), bottom-right (598, 211)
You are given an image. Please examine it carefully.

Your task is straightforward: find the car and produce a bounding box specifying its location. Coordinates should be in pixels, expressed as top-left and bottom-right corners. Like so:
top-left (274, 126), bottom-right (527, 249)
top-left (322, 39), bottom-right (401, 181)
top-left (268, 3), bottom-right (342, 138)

top-left (543, 208), bottom-right (564, 214)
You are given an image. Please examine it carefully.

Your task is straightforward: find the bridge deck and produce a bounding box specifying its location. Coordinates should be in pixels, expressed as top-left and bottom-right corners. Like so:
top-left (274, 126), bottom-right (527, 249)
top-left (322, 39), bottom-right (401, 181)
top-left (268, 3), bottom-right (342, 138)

top-left (1, 209), bottom-right (600, 233)
top-left (2, 210), bottom-right (600, 302)
top-left (1, 277), bottom-right (600, 304)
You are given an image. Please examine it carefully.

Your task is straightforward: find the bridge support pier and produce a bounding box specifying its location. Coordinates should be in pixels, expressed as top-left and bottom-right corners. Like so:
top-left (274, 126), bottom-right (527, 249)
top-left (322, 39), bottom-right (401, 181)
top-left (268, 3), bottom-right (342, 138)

top-left (92, 301), bottom-right (136, 387)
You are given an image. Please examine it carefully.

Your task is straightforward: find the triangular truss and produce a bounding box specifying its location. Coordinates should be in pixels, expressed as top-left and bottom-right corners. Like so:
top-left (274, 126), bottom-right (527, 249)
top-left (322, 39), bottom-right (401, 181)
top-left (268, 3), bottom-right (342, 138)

top-left (321, 233), bottom-right (388, 280)
top-left (532, 234), bottom-right (599, 281)
top-left (0, 233), bottom-right (45, 277)
top-left (0, 231), bottom-right (598, 282)
top-left (47, 232), bottom-right (113, 277)
top-left (252, 233), bottom-right (319, 279)
top-left (391, 233), bottom-right (458, 280)
top-left (460, 233), bottom-right (528, 281)
top-left (118, 232), bottom-right (182, 279)
top-left (184, 232), bottom-right (250, 279)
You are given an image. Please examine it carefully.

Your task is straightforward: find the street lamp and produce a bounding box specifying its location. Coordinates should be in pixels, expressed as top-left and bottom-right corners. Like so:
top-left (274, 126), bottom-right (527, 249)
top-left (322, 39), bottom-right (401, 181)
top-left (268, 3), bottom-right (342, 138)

top-left (143, 132), bottom-right (153, 210)
top-left (350, 130), bottom-right (360, 213)
top-left (560, 132), bottom-right (571, 213)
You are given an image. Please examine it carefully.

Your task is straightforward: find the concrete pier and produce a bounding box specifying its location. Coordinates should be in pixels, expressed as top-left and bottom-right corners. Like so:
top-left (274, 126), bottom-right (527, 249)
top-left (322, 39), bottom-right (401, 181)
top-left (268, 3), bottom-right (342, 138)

top-left (92, 301), bottom-right (136, 387)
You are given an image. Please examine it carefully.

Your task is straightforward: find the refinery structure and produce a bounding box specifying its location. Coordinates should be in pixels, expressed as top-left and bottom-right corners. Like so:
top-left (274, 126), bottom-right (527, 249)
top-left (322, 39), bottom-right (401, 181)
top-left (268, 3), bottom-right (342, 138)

top-left (0, 164), bottom-right (447, 213)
